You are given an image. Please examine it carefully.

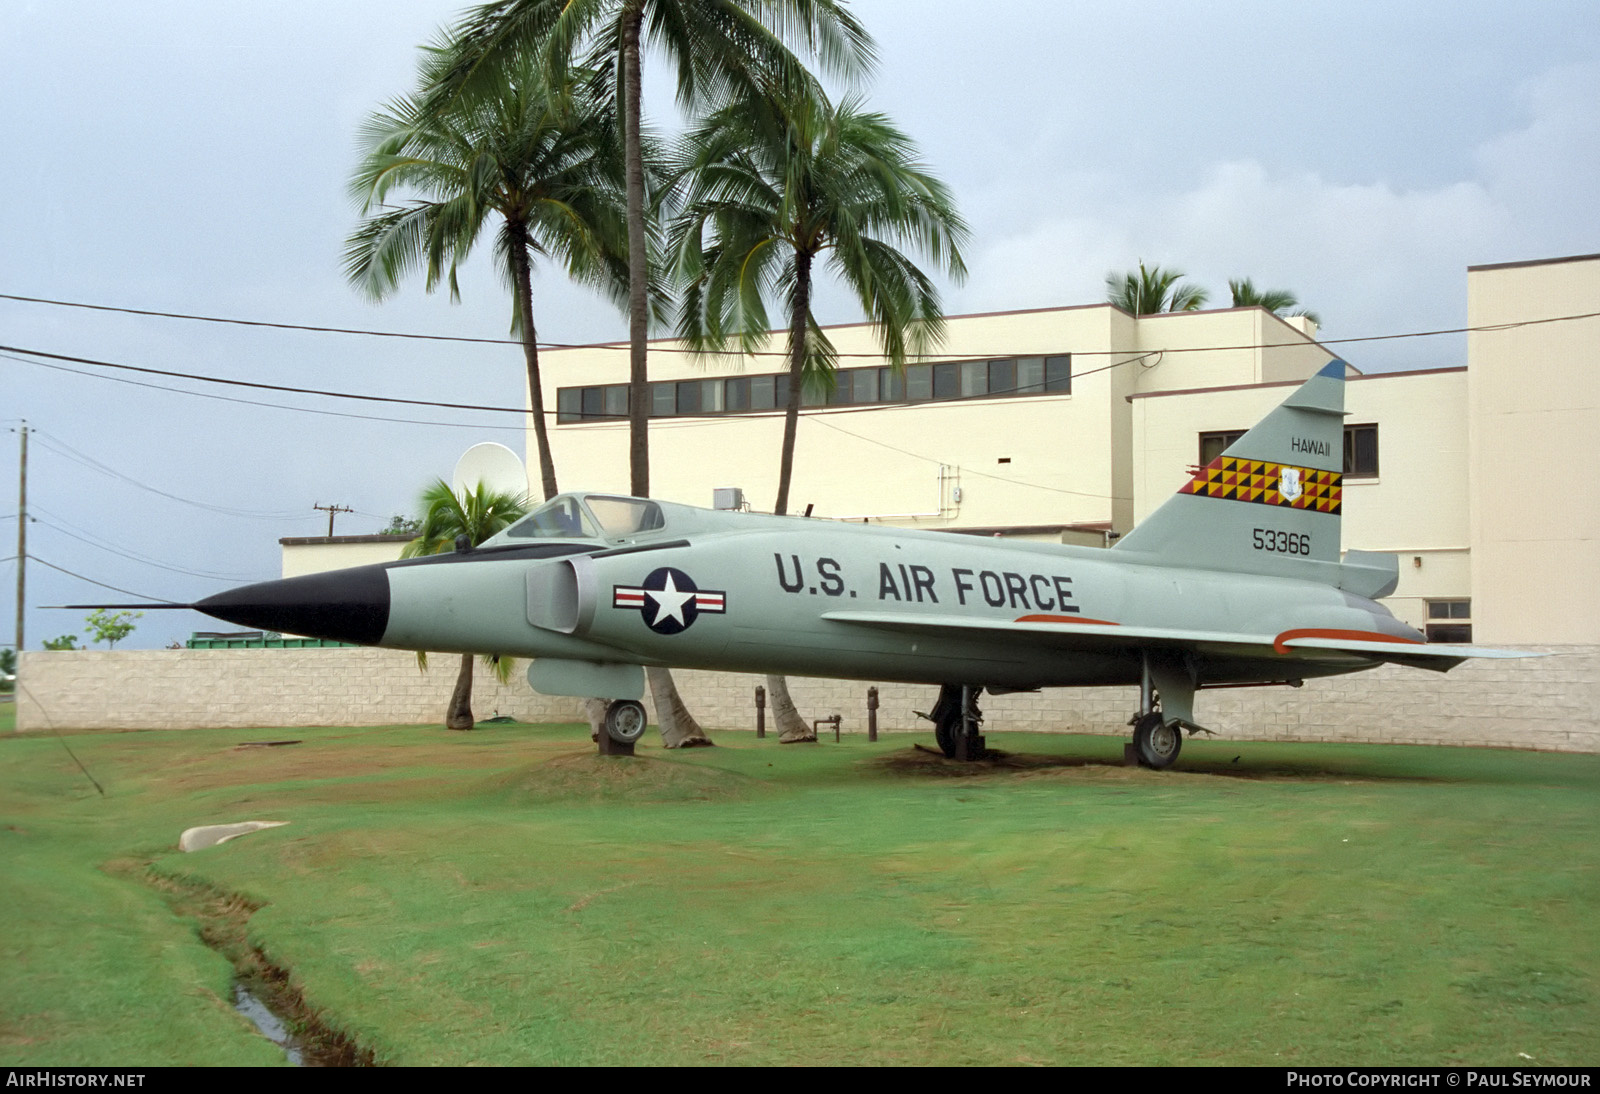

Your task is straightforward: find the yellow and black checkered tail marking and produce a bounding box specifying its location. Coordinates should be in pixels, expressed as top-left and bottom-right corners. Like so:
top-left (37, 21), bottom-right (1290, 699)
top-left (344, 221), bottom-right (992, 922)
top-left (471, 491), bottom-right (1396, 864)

top-left (1178, 456), bottom-right (1342, 514)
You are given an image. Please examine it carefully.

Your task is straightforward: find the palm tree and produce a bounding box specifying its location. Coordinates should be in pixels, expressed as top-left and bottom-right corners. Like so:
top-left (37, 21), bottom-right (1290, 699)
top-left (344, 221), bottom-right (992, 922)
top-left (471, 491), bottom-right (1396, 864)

top-left (1229, 277), bottom-right (1321, 327)
top-left (426, 2), bottom-right (871, 748)
top-left (346, 37), bottom-right (629, 502)
top-left (670, 77), bottom-right (967, 515)
top-left (402, 479), bottom-right (530, 730)
top-left (1105, 261), bottom-right (1209, 315)
top-left (670, 77), bottom-right (967, 739)
top-left (431, 0), bottom-right (875, 497)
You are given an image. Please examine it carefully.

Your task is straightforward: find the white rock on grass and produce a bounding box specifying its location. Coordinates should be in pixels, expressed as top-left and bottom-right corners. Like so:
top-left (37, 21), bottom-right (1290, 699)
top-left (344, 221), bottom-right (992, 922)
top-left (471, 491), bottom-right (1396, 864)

top-left (178, 821), bottom-right (289, 853)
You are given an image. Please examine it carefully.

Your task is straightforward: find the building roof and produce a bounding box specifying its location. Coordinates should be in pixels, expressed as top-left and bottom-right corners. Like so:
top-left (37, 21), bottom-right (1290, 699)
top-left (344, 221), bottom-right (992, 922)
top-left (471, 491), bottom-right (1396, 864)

top-left (279, 534), bottom-right (411, 546)
top-left (1467, 252), bottom-right (1600, 272)
top-left (1125, 365), bottom-right (1466, 402)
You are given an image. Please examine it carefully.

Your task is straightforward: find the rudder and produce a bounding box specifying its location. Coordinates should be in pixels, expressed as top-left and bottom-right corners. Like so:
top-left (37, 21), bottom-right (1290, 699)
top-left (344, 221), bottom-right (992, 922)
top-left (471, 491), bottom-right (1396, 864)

top-left (1114, 359), bottom-right (1349, 582)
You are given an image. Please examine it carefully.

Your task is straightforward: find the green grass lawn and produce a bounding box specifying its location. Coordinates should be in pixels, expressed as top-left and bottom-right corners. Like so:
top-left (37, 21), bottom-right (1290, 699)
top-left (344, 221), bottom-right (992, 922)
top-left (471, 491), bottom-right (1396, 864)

top-left (2, 721), bottom-right (1596, 1066)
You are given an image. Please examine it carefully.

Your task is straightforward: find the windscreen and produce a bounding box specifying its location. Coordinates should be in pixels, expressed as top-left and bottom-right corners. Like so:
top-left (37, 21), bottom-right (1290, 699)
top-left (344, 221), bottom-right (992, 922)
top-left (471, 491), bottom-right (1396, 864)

top-left (504, 496), bottom-right (599, 539)
top-left (583, 496), bottom-right (665, 537)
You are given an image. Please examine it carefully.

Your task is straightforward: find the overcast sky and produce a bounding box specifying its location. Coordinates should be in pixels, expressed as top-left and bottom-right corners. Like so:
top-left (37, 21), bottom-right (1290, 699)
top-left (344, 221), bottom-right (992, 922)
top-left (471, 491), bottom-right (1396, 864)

top-left (3, 0), bottom-right (1596, 651)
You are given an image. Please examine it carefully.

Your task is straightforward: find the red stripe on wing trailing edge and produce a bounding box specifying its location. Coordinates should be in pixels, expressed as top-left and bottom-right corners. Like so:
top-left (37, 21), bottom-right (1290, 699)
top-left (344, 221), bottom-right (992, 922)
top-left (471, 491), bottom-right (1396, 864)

top-left (1014, 615), bottom-right (1120, 625)
top-left (1272, 628), bottom-right (1425, 655)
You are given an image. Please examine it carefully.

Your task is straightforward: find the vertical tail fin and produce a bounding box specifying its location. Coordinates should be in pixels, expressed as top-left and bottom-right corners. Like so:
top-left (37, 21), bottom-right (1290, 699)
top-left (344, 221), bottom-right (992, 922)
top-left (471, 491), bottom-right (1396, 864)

top-left (1115, 360), bottom-right (1350, 582)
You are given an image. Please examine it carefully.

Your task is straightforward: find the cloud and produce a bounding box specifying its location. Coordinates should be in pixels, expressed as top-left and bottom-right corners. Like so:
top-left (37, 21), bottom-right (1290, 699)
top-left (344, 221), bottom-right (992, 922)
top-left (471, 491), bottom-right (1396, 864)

top-left (954, 62), bottom-right (1600, 371)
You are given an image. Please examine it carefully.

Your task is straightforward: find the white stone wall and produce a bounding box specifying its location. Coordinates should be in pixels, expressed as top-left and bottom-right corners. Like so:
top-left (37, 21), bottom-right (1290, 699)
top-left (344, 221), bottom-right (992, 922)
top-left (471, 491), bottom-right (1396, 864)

top-left (15, 646), bottom-right (1599, 753)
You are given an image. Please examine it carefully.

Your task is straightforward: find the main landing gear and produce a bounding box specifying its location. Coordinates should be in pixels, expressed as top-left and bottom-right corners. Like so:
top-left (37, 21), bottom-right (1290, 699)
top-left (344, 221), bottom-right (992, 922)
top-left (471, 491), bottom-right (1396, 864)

top-left (926, 684), bottom-right (987, 761)
top-left (1130, 710), bottom-right (1182, 768)
top-left (1125, 652), bottom-right (1192, 770)
top-left (598, 699), bottom-right (647, 756)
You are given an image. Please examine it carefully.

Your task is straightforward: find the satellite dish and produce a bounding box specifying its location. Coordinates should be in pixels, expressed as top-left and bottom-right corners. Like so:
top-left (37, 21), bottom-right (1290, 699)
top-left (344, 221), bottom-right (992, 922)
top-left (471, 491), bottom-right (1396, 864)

top-left (452, 442), bottom-right (528, 498)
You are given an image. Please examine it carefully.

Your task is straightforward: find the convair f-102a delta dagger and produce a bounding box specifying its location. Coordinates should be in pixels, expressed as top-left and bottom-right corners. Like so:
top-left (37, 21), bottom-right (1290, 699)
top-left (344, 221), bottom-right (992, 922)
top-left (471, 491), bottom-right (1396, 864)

top-left (173, 359), bottom-right (1524, 768)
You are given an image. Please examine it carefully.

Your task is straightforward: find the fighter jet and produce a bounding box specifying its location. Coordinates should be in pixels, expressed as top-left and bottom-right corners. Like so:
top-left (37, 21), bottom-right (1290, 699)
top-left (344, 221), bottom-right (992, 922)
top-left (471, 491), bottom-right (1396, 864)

top-left (172, 359), bottom-right (1522, 767)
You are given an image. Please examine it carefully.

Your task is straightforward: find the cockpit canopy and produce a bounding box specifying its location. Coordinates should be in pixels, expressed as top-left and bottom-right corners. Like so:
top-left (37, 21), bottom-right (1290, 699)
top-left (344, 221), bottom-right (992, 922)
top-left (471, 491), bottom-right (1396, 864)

top-left (498, 493), bottom-right (665, 543)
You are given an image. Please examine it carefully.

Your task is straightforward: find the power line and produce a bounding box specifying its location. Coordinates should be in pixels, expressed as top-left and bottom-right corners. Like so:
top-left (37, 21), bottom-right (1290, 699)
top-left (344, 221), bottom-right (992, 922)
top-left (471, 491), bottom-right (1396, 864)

top-left (31, 513), bottom-right (257, 582)
top-left (5, 307), bottom-right (1598, 435)
top-left (3, 289), bottom-right (1597, 358)
top-left (26, 554), bottom-right (180, 602)
top-left (2, 343), bottom-right (533, 415)
top-left (2, 352), bottom-right (527, 433)
top-left (31, 430), bottom-right (317, 520)
top-left (801, 414), bottom-right (1130, 502)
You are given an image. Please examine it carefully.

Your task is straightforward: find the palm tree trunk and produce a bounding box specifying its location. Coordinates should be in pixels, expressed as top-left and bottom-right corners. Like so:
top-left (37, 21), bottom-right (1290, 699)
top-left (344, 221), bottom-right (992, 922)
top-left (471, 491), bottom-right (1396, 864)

top-left (768, 249), bottom-right (816, 740)
top-left (621, 0), bottom-right (650, 498)
top-left (618, 6), bottom-right (708, 751)
top-left (508, 223), bottom-right (559, 500)
top-left (770, 674), bottom-right (814, 742)
top-left (773, 249), bottom-right (813, 518)
top-left (582, 697), bottom-right (608, 741)
top-left (446, 653), bottom-right (475, 731)
top-left (647, 667), bottom-right (712, 748)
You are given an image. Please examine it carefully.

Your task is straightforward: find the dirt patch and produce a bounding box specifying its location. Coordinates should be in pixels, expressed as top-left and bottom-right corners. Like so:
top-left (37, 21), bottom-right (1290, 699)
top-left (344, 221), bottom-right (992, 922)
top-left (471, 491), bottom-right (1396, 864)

top-left (151, 733), bottom-right (551, 794)
top-left (490, 751), bottom-right (755, 803)
top-left (870, 746), bottom-right (1115, 779)
top-left (106, 859), bottom-right (377, 1066)
top-left (868, 746), bottom-right (1419, 785)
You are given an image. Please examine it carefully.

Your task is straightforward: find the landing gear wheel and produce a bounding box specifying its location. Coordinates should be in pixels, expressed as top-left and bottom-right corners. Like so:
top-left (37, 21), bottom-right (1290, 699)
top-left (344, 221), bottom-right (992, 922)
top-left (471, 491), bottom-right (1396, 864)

top-left (1133, 712), bottom-right (1182, 769)
top-left (603, 699), bottom-right (648, 745)
top-left (929, 685), bottom-right (965, 758)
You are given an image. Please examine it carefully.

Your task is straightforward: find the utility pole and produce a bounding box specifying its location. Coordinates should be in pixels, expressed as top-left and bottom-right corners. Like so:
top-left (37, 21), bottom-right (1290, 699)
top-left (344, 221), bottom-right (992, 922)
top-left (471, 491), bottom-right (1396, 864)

top-left (13, 420), bottom-right (28, 658)
top-left (312, 503), bottom-right (353, 538)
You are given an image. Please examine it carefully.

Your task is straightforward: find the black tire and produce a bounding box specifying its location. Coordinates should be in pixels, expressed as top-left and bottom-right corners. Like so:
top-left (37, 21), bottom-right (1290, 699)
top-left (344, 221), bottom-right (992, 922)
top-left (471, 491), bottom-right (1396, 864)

top-left (604, 699), bottom-right (648, 745)
top-left (1133, 712), bottom-right (1182, 769)
top-left (930, 685), bottom-right (963, 758)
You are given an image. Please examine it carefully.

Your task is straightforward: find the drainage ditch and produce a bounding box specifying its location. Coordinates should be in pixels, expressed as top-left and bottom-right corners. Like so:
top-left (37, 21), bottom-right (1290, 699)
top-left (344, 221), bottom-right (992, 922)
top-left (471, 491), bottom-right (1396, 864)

top-left (112, 861), bottom-right (377, 1066)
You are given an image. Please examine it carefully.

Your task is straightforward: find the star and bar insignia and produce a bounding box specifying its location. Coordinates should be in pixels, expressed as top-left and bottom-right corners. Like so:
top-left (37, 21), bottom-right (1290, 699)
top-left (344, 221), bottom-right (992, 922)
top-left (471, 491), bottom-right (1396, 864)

top-left (612, 567), bottom-right (727, 635)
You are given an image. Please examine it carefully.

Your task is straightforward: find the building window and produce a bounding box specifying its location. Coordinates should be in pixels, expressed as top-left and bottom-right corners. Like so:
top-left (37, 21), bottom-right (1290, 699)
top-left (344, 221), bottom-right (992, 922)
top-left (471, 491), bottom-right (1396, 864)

top-left (557, 352), bottom-right (1074, 423)
top-left (1198, 429), bottom-right (1247, 466)
top-left (1045, 355), bottom-right (1072, 393)
top-left (1425, 599), bottom-right (1471, 643)
top-left (1344, 424), bottom-right (1379, 478)
top-left (987, 358), bottom-right (1015, 396)
top-left (557, 387), bottom-right (581, 422)
top-left (557, 383), bottom-right (629, 422)
top-left (651, 382), bottom-right (676, 417)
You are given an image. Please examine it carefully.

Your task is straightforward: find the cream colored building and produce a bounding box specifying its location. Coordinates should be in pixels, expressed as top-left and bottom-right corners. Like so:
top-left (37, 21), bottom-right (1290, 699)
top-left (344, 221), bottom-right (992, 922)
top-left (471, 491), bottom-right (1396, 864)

top-left (523, 253), bottom-right (1597, 646)
top-left (281, 252), bottom-right (1596, 648)
top-left (281, 534), bottom-right (411, 578)
top-left (537, 305), bottom-right (1334, 540)
top-left (1467, 254), bottom-right (1600, 645)
top-left (1129, 366), bottom-right (1471, 633)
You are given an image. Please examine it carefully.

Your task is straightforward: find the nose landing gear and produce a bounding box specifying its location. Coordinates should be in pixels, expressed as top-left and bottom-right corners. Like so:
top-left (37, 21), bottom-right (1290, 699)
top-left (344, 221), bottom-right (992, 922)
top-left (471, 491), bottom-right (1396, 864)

top-left (599, 699), bottom-right (647, 756)
top-left (926, 684), bottom-right (987, 761)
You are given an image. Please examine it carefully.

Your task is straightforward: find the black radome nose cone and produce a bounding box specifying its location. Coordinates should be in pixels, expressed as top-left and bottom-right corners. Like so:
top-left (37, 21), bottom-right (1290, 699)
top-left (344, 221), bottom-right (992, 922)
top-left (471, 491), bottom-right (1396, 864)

top-left (196, 565), bottom-right (391, 646)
